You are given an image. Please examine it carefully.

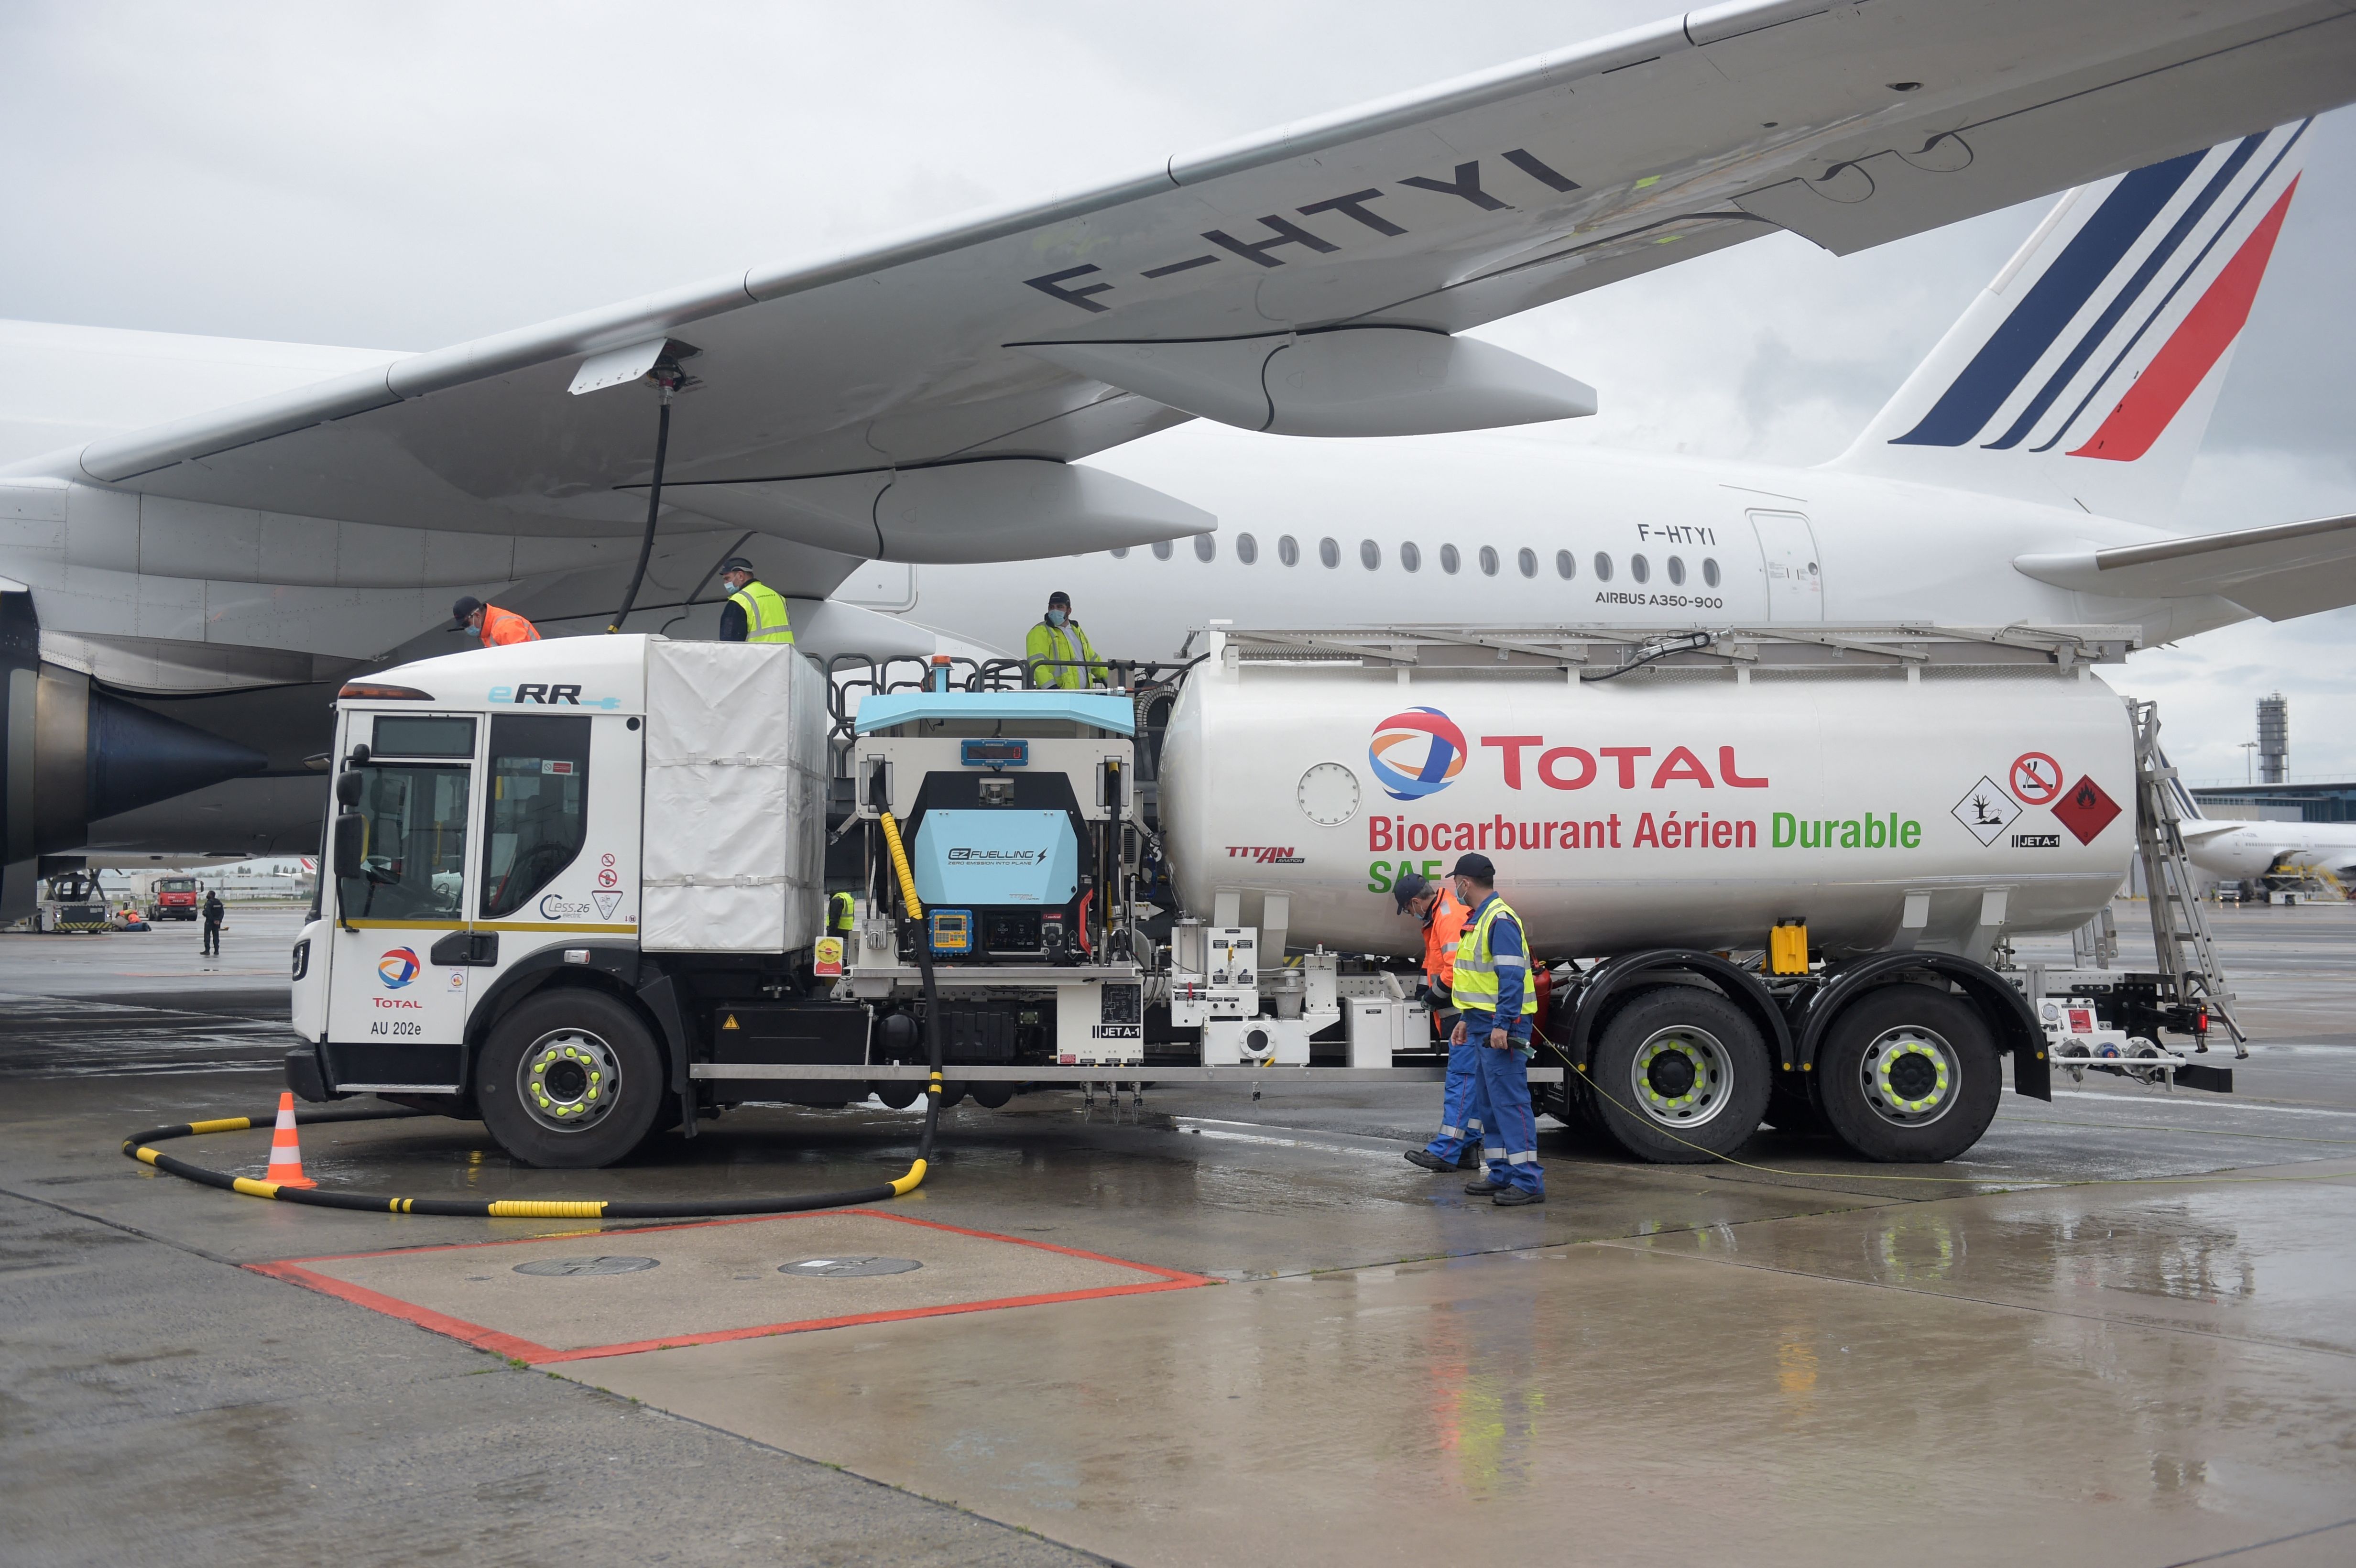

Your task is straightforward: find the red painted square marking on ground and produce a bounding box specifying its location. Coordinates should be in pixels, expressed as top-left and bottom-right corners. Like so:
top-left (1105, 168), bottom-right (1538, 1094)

top-left (246, 1208), bottom-right (1218, 1364)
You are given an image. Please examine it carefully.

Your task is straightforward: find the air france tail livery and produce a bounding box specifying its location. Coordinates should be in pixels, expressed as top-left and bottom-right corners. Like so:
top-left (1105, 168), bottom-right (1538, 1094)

top-left (4, 0), bottom-right (2356, 862)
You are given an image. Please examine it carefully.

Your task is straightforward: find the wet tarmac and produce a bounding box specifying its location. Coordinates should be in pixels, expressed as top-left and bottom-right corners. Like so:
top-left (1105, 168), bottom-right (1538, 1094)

top-left (5, 904), bottom-right (2355, 1566)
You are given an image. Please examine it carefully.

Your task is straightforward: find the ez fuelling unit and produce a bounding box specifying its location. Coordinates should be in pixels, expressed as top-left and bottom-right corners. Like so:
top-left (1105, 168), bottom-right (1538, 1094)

top-left (288, 624), bottom-right (2234, 1170)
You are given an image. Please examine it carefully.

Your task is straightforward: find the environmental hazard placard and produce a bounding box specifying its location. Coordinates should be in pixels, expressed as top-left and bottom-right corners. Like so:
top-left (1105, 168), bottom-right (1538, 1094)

top-left (1951, 776), bottom-right (2020, 846)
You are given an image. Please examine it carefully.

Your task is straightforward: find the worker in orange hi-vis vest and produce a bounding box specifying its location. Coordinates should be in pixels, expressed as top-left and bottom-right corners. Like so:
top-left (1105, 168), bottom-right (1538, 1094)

top-left (452, 595), bottom-right (541, 647)
top-left (1393, 871), bottom-right (1478, 1175)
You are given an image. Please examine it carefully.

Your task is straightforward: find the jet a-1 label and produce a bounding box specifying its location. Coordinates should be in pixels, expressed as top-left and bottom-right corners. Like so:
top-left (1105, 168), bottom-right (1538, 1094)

top-left (2012, 833), bottom-right (2062, 849)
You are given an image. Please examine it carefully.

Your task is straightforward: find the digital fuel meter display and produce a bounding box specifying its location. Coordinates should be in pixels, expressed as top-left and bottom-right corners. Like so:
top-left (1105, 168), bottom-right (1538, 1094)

top-left (960, 739), bottom-right (1030, 767)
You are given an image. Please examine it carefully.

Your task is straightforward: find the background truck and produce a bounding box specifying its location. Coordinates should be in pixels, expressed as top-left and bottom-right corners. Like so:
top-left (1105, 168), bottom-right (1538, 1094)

top-left (148, 873), bottom-right (202, 921)
top-left (287, 624), bottom-right (2230, 1170)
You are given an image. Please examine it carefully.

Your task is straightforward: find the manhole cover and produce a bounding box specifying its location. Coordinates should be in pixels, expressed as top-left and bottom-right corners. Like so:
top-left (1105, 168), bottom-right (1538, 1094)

top-left (781, 1255), bottom-right (922, 1278)
top-left (513, 1255), bottom-right (661, 1277)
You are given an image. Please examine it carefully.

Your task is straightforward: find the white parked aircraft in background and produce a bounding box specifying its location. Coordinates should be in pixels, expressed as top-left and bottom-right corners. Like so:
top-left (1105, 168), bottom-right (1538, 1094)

top-left (3, 0), bottom-right (2356, 895)
top-left (2171, 779), bottom-right (2356, 885)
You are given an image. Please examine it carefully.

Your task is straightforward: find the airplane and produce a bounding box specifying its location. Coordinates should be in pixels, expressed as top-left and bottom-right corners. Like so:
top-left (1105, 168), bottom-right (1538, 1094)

top-left (905, 120), bottom-right (2350, 656)
top-left (4, 0), bottom-right (2356, 910)
top-left (2170, 777), bottom-right (2356, 886)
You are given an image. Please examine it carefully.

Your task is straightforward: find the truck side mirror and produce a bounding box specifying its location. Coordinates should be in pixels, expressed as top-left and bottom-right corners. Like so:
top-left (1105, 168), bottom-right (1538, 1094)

top-left (331, 812), bottom-right (367, 879)
top-left (335, 770), bottom-right (365, 808)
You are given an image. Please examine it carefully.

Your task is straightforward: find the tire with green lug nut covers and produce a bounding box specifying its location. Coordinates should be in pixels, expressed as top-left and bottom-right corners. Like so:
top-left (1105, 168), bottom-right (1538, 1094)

top-left (1587, 985), bottom-right (1772, 1163)
top-left (1813, 984), bottom-right (2001, 1164)
top-left (477, 990), bottom-right (664, 1169)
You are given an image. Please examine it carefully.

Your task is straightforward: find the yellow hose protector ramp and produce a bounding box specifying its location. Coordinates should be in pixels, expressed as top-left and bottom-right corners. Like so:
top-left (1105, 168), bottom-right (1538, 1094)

top-left (124, 1107), bottom-right (928, 1218)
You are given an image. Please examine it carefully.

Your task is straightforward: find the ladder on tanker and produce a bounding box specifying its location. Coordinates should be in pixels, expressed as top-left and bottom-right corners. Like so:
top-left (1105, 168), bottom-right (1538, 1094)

top-left (2130, 700), bottom-right (2248, 1056)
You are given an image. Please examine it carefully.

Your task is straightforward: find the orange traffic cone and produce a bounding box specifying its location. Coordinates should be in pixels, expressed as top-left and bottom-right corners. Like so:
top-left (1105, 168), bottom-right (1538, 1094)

top-left (263, 1090), bottom-right (316, 1188)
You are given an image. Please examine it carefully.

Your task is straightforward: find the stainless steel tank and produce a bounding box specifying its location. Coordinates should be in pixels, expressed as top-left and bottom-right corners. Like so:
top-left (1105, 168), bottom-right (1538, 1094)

top-left (1157, 631), bottom-right (2134, 958)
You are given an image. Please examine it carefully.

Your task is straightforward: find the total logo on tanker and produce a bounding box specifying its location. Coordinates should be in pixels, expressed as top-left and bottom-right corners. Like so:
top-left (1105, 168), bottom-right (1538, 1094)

top-left (1356, 706), bottom-right (2119, 894)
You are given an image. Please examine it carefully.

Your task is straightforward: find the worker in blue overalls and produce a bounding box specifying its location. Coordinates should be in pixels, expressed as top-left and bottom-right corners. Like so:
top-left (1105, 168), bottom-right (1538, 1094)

top-left (1444, 853), bottom-right (1544, 1206)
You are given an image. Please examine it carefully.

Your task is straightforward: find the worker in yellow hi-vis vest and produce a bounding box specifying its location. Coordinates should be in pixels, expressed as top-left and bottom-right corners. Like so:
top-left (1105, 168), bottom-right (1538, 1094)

top-left (1025, 590), bottom-right (1105, 688)
top-left (716, 558), bottom-right (794, 644)
top-left (1445, 852), bottom-right (1543, 1207)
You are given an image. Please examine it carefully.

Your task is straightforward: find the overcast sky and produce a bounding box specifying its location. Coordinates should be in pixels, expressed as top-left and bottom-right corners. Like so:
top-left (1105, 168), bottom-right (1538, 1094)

top-left (3, 1), bottom-right (2350, 784)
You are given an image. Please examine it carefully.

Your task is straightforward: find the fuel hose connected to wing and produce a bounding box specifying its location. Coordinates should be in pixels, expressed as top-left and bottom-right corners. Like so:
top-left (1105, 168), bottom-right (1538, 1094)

top-left (120, 816), bottom-right (948, 1219)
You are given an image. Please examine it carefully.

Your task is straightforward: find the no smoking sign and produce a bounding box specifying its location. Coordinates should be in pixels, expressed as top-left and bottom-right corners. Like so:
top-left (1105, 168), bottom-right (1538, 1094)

top-left (2010, 752), bottom-right (2062, 806)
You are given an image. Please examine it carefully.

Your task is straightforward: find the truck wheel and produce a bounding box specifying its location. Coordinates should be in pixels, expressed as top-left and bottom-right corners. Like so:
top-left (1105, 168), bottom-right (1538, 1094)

top-left (476, 991), bottom-right (664, 1169)
top-left (1586, 987), bottom-right (1772, 1163)
top-left (1812, 985), bottom-right (2000, 1163)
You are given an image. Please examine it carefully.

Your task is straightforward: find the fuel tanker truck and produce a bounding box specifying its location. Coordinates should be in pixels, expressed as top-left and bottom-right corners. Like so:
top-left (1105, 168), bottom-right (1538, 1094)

top-left (287, 622), bottom-right (2227, 1171)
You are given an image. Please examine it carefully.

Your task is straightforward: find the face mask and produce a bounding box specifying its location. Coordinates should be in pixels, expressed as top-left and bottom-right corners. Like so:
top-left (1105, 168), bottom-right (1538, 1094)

top-left (1047, 609), bottom-right (1068, 627)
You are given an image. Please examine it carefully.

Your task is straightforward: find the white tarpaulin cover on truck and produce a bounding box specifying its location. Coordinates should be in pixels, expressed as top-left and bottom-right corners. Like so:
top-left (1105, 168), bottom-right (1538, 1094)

top-left (641, 641), bottom-right (825, 954)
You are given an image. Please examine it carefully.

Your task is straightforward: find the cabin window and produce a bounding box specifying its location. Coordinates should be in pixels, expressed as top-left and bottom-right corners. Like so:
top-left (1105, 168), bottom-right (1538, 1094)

top-left (1110, 546), bottom-right (1129, 559)
top-left (1236, 533), bottom-right (1257, 565)
top-left (1702, 556), bottom-right (1721, 588)
top-left (1593, 552), bottom-right (1613, 581)
top-left (1478, 545), bottom-right (1499, 577)
top-left (1555, 549), bottom-right (1576, 580)
top-left (1440, 544), bottom-right (1460, 575)
top-left (1195, 534), bottom-right (1216, 562)
top-left (1631, 554), bottom-right (1650, 584)
top-left (1152, 541), bottom-right (1173, 560)
top-left (1517, 547), bottom-right (1538, 578)
top-left (1667, 555), bottom-right (1686, 586)
top-left (1278, 534), bottom-right (1299, 566)
top-left (1360, 539), bottom-right (1381, 570)
top-left (1319, 537), bottom-right (1340, 568)
top-left (1400, 542), bottom-right (1421, 573)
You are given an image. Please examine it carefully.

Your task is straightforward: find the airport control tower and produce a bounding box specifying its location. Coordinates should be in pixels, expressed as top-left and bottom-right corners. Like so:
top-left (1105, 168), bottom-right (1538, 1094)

top-left (2258, 692), bottom-right (2289, 784)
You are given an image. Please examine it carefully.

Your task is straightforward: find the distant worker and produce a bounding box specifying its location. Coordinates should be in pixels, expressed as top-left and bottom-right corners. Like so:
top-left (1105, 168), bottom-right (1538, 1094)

top-left (200, 889), bottom-right (225, 957)
top-left (1025, 591), bottom-right (1105, 689)
top-left (1394, 871), bottom-right (1479, 1174)
top-left (452, 596), bottom-right (540, 648)
top-left (715, 558), bottom-right (795, 644)
top-left (1441, 853), bottom-right (1544, 1207)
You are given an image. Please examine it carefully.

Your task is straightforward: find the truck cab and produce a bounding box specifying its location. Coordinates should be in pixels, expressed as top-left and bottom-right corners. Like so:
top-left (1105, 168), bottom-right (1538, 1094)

top-left (151, 874), bottom-right (200, 921)
top-left (290, 638), bottom-right (657, 1150)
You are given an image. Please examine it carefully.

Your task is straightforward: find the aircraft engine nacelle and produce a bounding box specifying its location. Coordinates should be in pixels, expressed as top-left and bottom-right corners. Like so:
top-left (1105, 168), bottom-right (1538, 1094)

top-left (2, 591), bottom-right (269, 874)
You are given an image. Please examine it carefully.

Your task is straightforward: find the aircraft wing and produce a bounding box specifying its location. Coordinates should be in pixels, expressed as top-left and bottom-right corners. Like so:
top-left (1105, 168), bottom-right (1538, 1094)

top-left (2014, 511), bottom-right (2356, 620)
top-left (26, 0), bottom-right (2356, 566)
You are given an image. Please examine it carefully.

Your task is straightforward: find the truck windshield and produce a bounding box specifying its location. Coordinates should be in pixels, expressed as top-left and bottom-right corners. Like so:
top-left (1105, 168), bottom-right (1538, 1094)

top-left (158, 878), bottom-right (195, 892)
top-left (337, 763), bottom-right (470, 923)
top-left (481, 715), bottom-right (590, 918)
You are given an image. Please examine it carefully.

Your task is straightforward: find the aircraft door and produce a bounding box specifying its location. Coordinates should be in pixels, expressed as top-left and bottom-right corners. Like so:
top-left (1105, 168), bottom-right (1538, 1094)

top-left (324, 713), bottom-right (480, 1091)
top-left (1748, 511), bottom-right (1823, 621)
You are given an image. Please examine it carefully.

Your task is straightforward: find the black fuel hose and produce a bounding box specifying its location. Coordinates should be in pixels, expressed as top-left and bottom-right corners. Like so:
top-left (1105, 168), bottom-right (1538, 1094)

top-left (125, 936), bottom-right (944, 1219)
top-left (123, 1086), bottom-right (937, 1217)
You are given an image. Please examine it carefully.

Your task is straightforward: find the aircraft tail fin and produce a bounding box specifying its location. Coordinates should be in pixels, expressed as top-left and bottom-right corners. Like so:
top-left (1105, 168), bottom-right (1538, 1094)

top-left (1826, 121), bottom-right (2311, 523)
